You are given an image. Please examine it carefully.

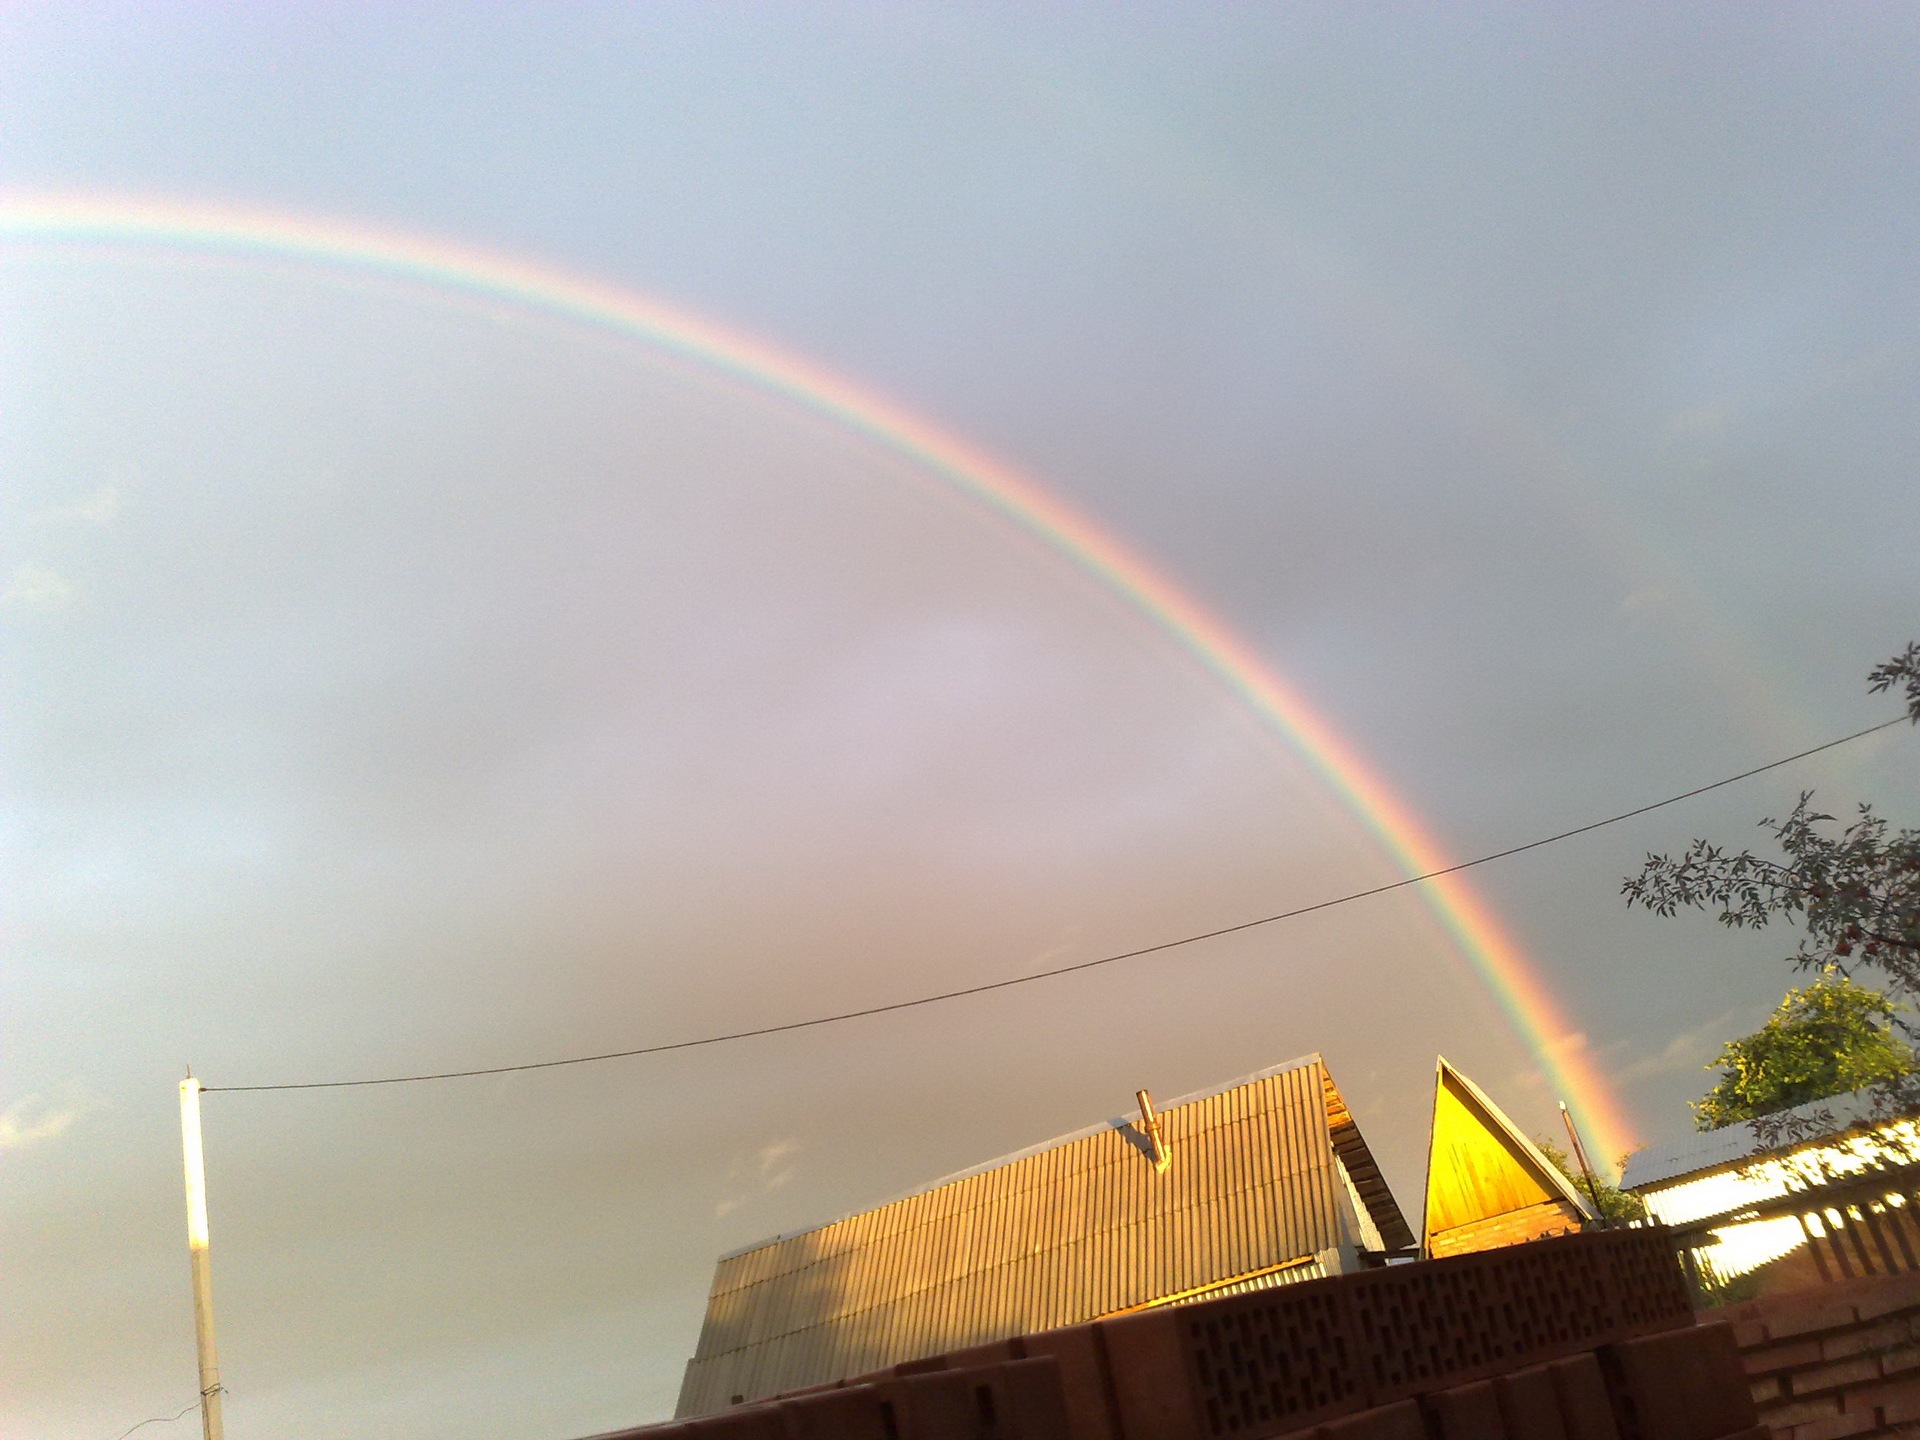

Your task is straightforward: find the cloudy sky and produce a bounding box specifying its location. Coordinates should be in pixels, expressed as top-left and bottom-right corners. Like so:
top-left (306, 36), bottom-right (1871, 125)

top-left (4, 6), bottom-right (1918, 1439)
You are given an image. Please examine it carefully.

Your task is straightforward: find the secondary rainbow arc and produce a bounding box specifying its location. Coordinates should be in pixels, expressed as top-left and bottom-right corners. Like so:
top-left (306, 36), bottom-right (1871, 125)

top-left (0, 191), bottom-right (1637, 1164)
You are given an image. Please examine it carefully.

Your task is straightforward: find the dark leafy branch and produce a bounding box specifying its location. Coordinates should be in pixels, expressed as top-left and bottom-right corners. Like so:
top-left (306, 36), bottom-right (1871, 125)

top-left (1624, 644), bottom-right (1920, 1137)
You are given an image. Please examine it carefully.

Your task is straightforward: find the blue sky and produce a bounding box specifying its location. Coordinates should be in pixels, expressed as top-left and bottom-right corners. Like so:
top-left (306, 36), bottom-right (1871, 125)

top-left (4, 7), bottom-right (1918, 1439)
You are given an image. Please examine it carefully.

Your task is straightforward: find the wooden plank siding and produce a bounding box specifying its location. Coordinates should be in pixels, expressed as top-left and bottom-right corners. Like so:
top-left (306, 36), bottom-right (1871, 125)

top-left (676, 1054), bottom-right (1409, 1416)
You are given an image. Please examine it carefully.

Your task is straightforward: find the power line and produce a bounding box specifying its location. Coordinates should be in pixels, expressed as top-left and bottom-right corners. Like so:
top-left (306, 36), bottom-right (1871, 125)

top-left (205, 714), bottom-right (1909, 1095)
top-left (109, 1399), bottom-right (205, 1440)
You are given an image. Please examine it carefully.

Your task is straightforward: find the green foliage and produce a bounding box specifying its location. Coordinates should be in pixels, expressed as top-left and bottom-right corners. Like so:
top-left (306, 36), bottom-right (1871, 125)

top-left (1534, 1138), bottom-right (1647, 1222)
top-left (1625, 644), bottom-right (1920, 1135)
top-left (1692, 973), bottom-right (1914, 1130)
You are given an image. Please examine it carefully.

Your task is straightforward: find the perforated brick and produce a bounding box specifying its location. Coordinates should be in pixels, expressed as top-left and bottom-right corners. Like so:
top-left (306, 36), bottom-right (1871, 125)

top-left (1343, 1230), bottom-right (1690, 1404)
top-left (1172, 1276), bottom-right (1368, 1435)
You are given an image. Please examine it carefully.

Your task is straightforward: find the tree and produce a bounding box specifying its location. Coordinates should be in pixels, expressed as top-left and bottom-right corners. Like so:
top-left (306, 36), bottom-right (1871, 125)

top-left (1691, 972), bottom-right (1914, 1130)
top-left (1534, 1137), bottom-right (1648, 1222)
top-left (1624, 643), bottom-right (1920, 1136)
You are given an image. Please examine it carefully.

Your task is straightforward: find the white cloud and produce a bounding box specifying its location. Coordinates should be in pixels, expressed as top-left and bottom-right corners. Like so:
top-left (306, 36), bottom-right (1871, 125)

top-left (2, 563), bottom-right (75, 610)
top-left (713, 1139), bottom-right (803, 1217)
top-left (754, 1139), bottom-right (801, 1183)
top-left (1617, 1005), bottom-right (1753, 1087)
top-left (0, 1097), bottom-right (80, 1152)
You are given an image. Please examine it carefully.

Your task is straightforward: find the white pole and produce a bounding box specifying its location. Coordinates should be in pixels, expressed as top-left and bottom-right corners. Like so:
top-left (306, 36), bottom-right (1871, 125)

top-left (180, 1075), bottom-right (226, 1440)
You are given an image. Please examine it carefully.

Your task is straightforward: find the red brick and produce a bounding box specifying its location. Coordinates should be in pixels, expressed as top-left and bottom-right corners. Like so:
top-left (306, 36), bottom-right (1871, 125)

top-left (1852, 1275), bottom-right (1920, 1323)
top-left (1097, 1310), bottom-right (1202, 1440)
top-left (1733, 1322), bottom-right (1771, 1350)
top-left (686, 1405), bottom-right (793, 1440)
top-left (780, 1386), bottom-right (893, 1440)
top-left (1612, 1327), bottom-right (1756, 1440)
top-left (1787, 1411), bottom-right (1879, 1440)
top-left (1762, 1397), bottom-right (1844, 1428)
top-left (1709, 1296), bottom-right (1773, 1327)
top-left (1751, 1377), bottom-right (1784, 1407)
top-left (1883, 1345), bottom-right (1920, 1376)
top-left (1021, 1327), bottom-right (1119, 1440)
top-left (885, 1358), bottom-right (1069, 1440)
top-left (1157, 1289), bottom-right (1367, 1430)
top-left (1321, 1401), bottom-right (1426, 1440)
top-left (993, 1359), bottom-right (1073, 1440)
top-left (1748, 1341), bottom-right (1829, 1377)
top-left (1851, 1373), bottom-right (1920, 1425)
top-left (1789, 1356), bottom-right (1884, 1398)
top-left (1495, 1365), bottom-right (1567, 1440)
top-left (896, 1358), bottom-right (951, 1378)
top-left (774, 1382), bottom-right (850, 1401)
top-left (1767, 1303), bottom-right (1863, 1342)
top-left (1426, 1381), bottom-right (1507, 1440)
top-left (876, 1380), bottom-right (962, 1440)
top-left (1698, 1324), bottom-right (1766, 1429)
top-left (1547, 1354), bottom-right (1618, 1440)
top-left (1823, 1319), bottom-right (1915, 1361)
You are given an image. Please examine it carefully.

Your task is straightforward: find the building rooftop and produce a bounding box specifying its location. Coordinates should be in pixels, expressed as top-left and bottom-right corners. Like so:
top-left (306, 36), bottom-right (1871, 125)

top-left (677, 1052), bottom-right (1411, 1416)
top-left (1622, 1084), bottom-right (1901, 1192)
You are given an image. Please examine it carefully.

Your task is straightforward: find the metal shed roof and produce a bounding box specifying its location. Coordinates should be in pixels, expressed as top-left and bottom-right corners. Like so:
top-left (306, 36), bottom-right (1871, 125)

top-left (676, 1054), bottom-right (1409, 1417)
top-left (1621, 1084), bottom-right (1897, 1192)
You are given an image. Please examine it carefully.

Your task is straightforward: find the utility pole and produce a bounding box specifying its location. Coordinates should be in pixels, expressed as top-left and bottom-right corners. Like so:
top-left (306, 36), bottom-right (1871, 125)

top-left (1559, 1100), bottom-right (1607, 1223)
top-left (180, 1074), bottom-right (226, 1440)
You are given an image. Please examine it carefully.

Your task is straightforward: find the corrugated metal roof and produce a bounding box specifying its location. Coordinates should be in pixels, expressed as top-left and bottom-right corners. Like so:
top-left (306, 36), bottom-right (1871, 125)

top-left (1622, 1085), bottom-right (1901, 1192)
top-left (676, 1055), bottom-right (1408, 1417)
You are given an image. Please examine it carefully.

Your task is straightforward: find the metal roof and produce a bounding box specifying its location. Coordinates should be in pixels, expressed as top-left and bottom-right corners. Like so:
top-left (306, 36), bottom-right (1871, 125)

top-left (676, 1054), bottom-right (1410, 1416)
top-left (1621, 1085), bottom-right (1898, 1192)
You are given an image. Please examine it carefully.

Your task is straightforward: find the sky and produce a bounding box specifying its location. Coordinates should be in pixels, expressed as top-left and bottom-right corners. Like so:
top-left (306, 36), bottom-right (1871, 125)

top-left (3, 5), bottom-right (1918, 1439)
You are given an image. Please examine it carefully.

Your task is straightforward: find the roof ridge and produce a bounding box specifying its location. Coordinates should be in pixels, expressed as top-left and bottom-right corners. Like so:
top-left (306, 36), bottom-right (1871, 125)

top-left (717, 1052), bottom-right (1327, 1259)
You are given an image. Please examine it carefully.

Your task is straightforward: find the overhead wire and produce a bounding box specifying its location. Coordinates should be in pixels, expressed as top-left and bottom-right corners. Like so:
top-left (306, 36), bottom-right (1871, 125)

top-left (108, 1399), bottom-right (205, 1440)
top-left (204, 714), bottom-right (1909, 1095)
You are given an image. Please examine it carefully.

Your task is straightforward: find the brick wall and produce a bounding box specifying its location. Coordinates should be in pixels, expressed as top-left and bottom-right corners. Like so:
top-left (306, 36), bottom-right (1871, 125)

top-left (1716, 1271), bottom-right (1920, 1440)
top-left (1428, 1201), bottom-right (1585, 1260)
top-left (583, 1231), bottom-right (1761, 1440)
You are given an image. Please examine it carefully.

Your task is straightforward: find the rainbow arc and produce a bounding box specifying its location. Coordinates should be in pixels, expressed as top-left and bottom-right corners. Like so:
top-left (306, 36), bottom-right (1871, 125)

top-left (0, 191), bottom-right (1637, 1163)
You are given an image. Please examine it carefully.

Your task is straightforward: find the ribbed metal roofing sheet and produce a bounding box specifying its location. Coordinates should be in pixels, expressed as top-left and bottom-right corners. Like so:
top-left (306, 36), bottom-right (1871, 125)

top-left (675, 1054), bottom-right (1408, 1416)
top-left (1621, 1084), bottom-right (1897, 1192)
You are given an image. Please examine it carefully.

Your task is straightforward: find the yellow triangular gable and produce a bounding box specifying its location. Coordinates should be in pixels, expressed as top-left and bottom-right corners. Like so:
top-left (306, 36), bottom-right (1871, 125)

top-left (1423, 1057), bottom-right (1593, 1245)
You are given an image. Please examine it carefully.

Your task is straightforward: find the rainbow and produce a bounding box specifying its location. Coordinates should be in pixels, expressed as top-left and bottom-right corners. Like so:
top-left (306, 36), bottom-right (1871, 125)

top-left (0, 192), bottom-right (1637, 1163)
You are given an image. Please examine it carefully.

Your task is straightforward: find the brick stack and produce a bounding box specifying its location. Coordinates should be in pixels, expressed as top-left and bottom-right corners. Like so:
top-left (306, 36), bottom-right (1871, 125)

top-left (581, 1229), bottom-right (1762, 1440)
top-left (1718, 1271), bottom-right (1920, 1439)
